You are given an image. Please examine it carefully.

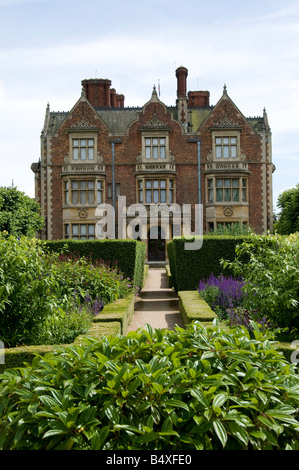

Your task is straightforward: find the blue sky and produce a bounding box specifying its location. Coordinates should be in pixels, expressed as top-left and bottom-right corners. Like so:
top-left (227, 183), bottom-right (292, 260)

top-left (0, 0), bottom-right (298, 211)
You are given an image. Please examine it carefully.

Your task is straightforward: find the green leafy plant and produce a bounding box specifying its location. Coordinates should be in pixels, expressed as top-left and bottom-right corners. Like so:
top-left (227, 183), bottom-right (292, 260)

top-left (0, 321), bottom-right (298, 450)
top-left (0, 235), bottom-right (134, 347)
top-left (0, 186), bottom-right (44, 237)
top-left (221, 233), bottom-right (299, 335)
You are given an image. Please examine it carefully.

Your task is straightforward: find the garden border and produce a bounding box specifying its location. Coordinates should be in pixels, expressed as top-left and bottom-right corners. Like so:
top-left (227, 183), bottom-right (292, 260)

top-left (0, 294), bottom-right (134, 373)
top-left (178, 290), bottom-right (298, 362)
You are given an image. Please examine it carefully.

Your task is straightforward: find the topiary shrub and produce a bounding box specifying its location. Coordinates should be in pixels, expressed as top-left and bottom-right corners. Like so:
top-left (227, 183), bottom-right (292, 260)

top-left (0, 322), bottom-right (298, 450)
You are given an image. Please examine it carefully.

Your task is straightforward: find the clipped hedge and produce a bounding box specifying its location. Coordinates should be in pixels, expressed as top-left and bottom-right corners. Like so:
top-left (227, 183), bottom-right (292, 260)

top-left (92, 293), bottom-right (135, 335)
top-left (44, 239), bottom-right (146, 291)
top-left (178, 291), bottom-right (217, 325)
top-left (167, 236), bottom-right (250, 291)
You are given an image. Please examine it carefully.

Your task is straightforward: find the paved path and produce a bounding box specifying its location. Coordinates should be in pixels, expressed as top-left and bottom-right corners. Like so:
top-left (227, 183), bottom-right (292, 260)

top-left (127, 268), bottom-right (184, 332)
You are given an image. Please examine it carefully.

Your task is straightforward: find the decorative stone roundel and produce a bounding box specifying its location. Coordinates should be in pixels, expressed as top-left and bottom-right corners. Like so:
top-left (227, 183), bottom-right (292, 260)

top-left (78, 209), bottom-right (88, 219)
top-left (223, 206), bottom-right (234, 217)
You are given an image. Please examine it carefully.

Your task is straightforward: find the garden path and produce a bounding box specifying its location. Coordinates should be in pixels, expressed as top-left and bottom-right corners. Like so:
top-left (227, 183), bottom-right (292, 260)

top-left (127, 268), bottom-right (184, 332)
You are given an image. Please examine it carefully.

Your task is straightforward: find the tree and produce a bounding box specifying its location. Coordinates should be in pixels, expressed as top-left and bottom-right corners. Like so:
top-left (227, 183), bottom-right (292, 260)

top-left (274, 184), bottom-right (299, 235)
top-left (0, 186), bottom-right (44, 237)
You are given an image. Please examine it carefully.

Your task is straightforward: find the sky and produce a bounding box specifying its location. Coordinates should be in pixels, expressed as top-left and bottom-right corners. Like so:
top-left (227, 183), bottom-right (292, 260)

top-left (0, 0), bottom-right (298, 212)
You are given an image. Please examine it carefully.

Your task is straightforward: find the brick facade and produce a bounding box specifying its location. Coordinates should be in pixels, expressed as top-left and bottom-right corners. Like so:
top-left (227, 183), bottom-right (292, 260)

top-left (31, 67), bottom-right (275, 261)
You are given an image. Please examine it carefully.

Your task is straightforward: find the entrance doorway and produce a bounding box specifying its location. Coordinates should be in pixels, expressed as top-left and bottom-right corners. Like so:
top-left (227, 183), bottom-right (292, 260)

top-left (147, 226), bottom-right (165, 262)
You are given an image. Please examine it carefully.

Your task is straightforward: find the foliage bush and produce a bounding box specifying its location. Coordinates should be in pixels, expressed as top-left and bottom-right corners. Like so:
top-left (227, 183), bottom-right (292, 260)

top-left (197, 273), bottom-right (272, 331)
top-left (274, 184), bottom-right (299, 235)
top-left (0, 322), bottom-right (298, 450)
top-left (221, 233), bottom-right (299, 337)
top-left (0, 186), bottom-right (44, 237)
top-left (0, 234), bottom-right (134, 347)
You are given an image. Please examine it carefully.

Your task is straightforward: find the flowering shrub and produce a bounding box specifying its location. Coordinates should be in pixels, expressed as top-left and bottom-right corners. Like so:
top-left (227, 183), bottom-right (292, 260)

top-left (221, 233), bottom-right (299, 336)
top-left (227, 307), bottom-right (272, 331)
top-left (198, 274), bottom-right (245, 319)
top-left (198, 273), bottom-right (274, 332)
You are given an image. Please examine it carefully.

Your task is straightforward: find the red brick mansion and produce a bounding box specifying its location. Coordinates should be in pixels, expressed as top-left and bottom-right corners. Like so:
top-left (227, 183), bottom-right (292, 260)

top-left (31, 66), bottom-right (275, 261)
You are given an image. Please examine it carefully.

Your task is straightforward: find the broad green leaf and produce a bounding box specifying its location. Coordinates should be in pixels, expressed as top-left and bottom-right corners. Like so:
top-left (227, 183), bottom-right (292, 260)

top-left (191, 389), bottom-right (209, 407)
top-left (43, 428), bottom-right (67, 439)
top-left (151, 406), bottom-right (160, 425)
top-left (266, 410), bottom-right (299, 425)
top-left (228, 422), bottom-right (249, 447)
top-left (243, 367), bottom-right (258, 383)
top-left (152, 382), bottom-right (164, 395)
top-left (104, 404), bottom-right (119, 425)
top-left (164, 399), bottom-right (189, 412)
top-left (161, 415), bottom-right (173, 432)
top-left (212, 419), bottom-right (227, 448)
top-left (213, 393), bottom-right (227, 409)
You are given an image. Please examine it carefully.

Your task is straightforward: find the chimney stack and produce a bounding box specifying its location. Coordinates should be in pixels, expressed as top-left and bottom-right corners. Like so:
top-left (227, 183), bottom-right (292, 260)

top-left (176, 66), bottom-right (188, 126)
top-left (176, 66), bottom-right (188, 99)
top-left (188, 90), bottom-right (210, 107)
top-left (81, 78), bottom-right (125, 108)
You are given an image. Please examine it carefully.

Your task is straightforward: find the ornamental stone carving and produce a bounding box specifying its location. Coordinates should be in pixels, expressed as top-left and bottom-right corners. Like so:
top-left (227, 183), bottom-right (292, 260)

top-left (64, 153), bottom-right (70, 164)
top-left (144, 113), bottom-right (166, 128)
top-left (78, 209), bottom-right (88, 219)
top-left (223, 206), bottom-right (234, 217)
top-left (71, 118), bottom-right (97, 129)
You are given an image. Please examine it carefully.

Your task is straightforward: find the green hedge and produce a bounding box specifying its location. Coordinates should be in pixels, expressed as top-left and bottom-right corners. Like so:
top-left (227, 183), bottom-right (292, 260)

top-left (167, 236), bottom-right (251, 291)
top-left (178, 291), bottom-right (217, 325)
top-left (44, 239), bottom-right (146, 291)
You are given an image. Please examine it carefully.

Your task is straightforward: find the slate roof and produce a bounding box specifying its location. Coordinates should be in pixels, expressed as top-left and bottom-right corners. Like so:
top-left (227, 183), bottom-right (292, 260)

top-left (45, 104), bottom-right (266, 136)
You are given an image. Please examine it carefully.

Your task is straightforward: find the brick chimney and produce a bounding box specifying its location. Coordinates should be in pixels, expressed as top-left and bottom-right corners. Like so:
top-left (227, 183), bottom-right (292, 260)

top-left (176, 66), bottom-right (188, 98)
top-left (81, 78), bottom-right (111, 108)
top-left (176, 66), bottom-right (188, 126)
top-left (82, 78), bottom-right (125, 108)
top-left (188, 90), bottom-right (210, 107)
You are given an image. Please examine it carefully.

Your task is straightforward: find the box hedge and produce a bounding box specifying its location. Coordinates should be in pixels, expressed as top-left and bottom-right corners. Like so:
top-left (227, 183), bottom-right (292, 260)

top-left (44, 239), bottom-right (146, 291)
top-left (167, 236), bottom-right (251, 291)
top-left (178, 291), bottom-right (217, 324)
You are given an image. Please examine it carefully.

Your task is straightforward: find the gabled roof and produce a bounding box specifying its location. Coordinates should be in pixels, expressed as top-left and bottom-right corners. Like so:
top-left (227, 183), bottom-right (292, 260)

top-left (43, 84), bottom-right (269, 137)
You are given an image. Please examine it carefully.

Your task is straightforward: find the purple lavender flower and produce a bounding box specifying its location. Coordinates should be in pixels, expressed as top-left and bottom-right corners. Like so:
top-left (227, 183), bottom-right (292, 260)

top-left (198, 273), bottom-right (245, 315)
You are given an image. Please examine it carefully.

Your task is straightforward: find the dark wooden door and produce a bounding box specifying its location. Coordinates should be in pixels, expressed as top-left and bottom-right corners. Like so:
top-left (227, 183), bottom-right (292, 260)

top-left (148, 226), bottom-right (165, 261)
